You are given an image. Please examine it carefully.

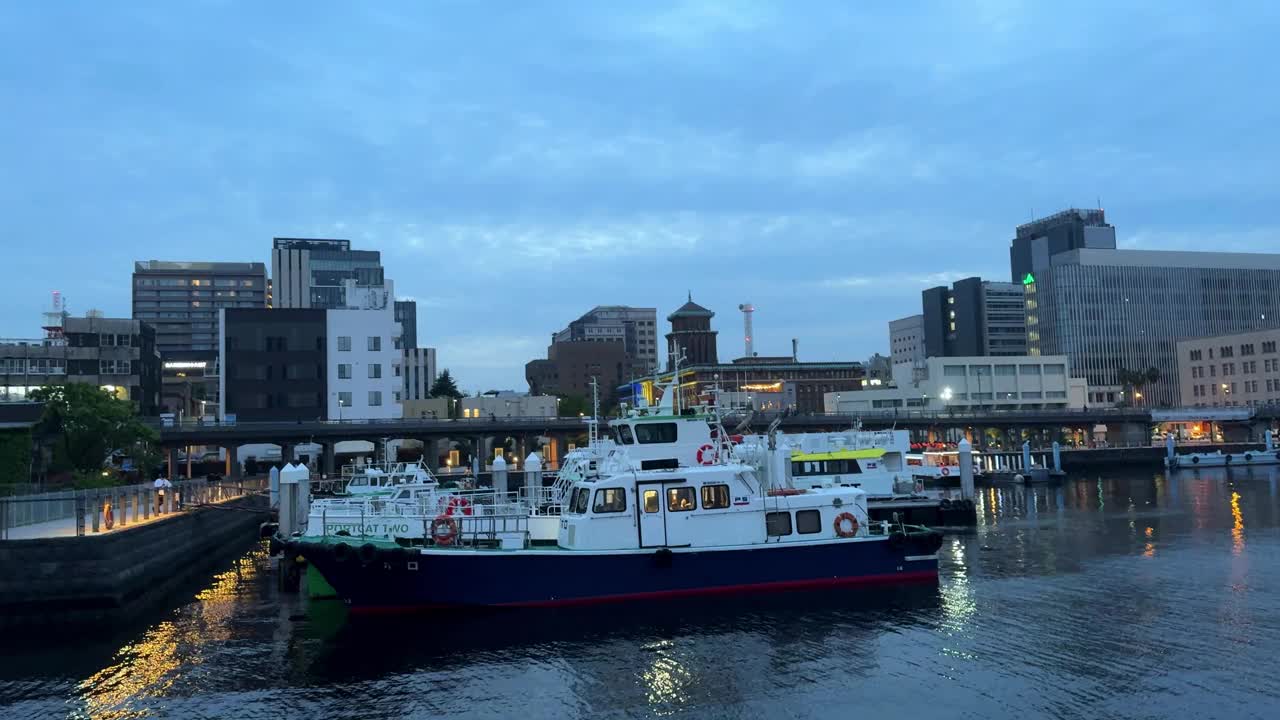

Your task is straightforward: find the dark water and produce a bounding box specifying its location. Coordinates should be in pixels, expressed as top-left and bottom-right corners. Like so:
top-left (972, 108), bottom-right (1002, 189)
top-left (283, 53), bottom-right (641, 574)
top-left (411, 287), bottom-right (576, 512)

top-left (3, 468), bottom-right (1280, 720)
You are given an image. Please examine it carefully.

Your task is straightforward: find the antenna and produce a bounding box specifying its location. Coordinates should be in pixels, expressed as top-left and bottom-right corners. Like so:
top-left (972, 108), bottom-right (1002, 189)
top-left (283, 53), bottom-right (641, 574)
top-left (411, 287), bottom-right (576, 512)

top-left (738, 303), bottom-right (755, 358)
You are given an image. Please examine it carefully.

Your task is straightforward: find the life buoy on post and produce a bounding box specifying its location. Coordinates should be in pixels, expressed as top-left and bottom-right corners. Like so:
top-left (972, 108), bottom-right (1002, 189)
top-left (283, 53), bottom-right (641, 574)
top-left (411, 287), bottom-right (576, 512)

top-left (431, 515), bottom-right (459, 546)
top-left (833, 511), bottom-right (859, 538)
top-left (696, 444), bottom-right (716, 465)
top-left (941, 466), bottom-right (951, 476)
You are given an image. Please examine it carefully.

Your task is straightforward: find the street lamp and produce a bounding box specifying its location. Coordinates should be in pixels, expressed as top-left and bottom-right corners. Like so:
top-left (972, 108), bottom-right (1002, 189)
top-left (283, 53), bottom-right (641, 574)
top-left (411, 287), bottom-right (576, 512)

top-left (941, 387), bottom-right (953, 402)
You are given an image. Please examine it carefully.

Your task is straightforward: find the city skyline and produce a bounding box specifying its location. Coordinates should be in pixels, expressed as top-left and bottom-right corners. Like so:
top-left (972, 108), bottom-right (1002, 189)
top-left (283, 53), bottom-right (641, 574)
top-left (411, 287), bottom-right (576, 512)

top-left (3, 2), bottom-right (1278, 392)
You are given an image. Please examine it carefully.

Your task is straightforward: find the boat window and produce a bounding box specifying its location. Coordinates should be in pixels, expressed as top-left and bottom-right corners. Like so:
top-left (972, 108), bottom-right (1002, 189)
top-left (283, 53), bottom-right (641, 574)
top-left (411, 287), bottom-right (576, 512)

top-left (617, 425), bottom-right (635, 444)
top-left (573, 488), bottom-right (590, 514)
top-left (643, 489), bottom-right (660, 513)
top-left (394, 490), bottom-right (409, 500)
top-left (700, 484), bottom-right (730, 510)
top-left (567, 488), bottom-right (580, 513)
top-left (765, 511), bottom-right (793, 536)
top-left (635, 422), bottom-right (678, 444)
top-left (667, 487), bottom-right (695, 512)
top-left (796, 510), bottom-right (822, 534)
top-left (593, 488), bottom-right (627, 513)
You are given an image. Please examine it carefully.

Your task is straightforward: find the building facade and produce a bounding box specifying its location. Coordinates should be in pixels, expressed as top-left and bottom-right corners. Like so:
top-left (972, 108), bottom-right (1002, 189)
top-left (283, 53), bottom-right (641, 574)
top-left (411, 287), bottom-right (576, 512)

top-left (824, 355), bottom-right (1086, 412)
top-left (1176, 328), bottom-right (1280, 407)
top-left (922, 277), bottom-right (1026, 358)
top-left (0, 317), bottom-right (161, 414)
top-left (219, 308), bottom-right (328, 421)
top-left (402, 347), bottom-right (437, 403)
top-left (665, 296), bottom-right (718, 369)
top-left (394, 300), bottom-right (418, 350)
top-left (889, 314), bottom-right (926, 369)
top-left (526, 340), bottom-right (628, 400)
top-left (1025, 248), bottom-right (1280, 406)
top-left (324, 281), bottom-right (404, 420)
top-left (270, 238), bottom-right (384, 309)
top-left (554, 305), bottom-right (659, 374)
top-left (459, 393), bottom-right (558, 419)
top-left (1010, 208), bottom-right (1115, 284)
top-left (626, 357), bottom-right (865, 414)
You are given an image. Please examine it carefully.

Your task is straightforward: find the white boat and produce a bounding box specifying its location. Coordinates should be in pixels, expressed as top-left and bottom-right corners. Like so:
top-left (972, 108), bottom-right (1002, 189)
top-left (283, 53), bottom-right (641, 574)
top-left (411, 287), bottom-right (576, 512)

top-left (340, 460), bottom-right (435, 495)
top-left (1165, 448), bottom-right (1280, 469)
top-left (905, 449), bottom-right (982, 482)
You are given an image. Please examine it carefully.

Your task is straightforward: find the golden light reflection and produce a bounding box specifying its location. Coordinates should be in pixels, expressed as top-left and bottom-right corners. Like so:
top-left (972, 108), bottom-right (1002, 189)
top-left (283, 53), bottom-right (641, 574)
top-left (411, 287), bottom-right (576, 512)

top-left (1142, 526), bottom-right (1155, 558)
top-left (71, 544), bottom-right (267, 719)
top-left (640, 641), bottom-right (694, 715)
top-left (1231, 491), bottom-right (1245, 555)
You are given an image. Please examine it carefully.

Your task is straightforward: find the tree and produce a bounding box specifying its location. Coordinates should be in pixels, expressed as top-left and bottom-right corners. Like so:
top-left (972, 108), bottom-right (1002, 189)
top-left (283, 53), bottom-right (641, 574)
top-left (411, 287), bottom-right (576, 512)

top-left (556, 394), bottom-right (590, 417)
top-left (30, 383), bottom-right (159, 479)
top-left (429, 369), bottom-right (463, 399)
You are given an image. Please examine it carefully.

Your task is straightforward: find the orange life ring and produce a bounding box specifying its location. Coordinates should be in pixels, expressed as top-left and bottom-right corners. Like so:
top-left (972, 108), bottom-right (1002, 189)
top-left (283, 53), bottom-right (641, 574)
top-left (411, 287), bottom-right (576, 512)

top-left (833, 511), bottom-right (859, 538)
top-left (696, 444), bottom-right (716, 465)
top-left (445, 496), bottom-right (473, 516)
top-left (431, 514), bottom-right (458, 545)
top-left (103, 501), bottom-right (114, 530)
top-left (941, 466), bottom-right (951, 476)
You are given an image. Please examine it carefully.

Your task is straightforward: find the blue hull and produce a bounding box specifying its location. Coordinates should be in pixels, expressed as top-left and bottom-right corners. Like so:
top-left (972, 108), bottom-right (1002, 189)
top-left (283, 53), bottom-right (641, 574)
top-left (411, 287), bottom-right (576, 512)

top-left (298, 537), bottom-right (940, 611)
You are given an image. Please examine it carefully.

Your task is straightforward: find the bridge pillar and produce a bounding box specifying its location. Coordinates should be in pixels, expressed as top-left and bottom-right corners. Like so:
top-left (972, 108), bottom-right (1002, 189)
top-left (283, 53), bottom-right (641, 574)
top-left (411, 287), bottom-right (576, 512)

top-left (185, 446), bottom-right (193, 480)
top-left (227, 445), bottom-right (240, 481)
top-left (322, 442), bottom-right (335, 478)
top-left (166, 448), bottom-right (178, 479)
top-left (280, 442), bottom-right (294, 466)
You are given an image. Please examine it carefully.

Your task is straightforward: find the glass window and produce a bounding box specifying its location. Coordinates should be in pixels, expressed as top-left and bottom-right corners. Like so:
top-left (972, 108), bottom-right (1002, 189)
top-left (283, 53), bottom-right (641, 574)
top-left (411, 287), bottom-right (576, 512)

top-left (636, 422), bottom-right (678, 444)
top-left (368, 391), bottom-right (382, 406)
top-left (617, 425), bottom-right (635, 444)
top-left (766, 512), bottom-right (793, 536)
top-left (796, 509), bottom-right (822, 534)
top-left (994, 364), bottom-right (1016, 376)
top-left (338, 364), bottom-right (351, 379)
top-left (667, 487), bottom-right (695, 512)
top-left (1044, 364), bottom-right (1066, 375)
top-left (337, 336), bottom-right (351, 352)
top-left (368, 363), bottom-right (382, 379)
top-left (643, 489), bottom-right (659, 513)
top-left (1022, 391), bottom-right (1042, 399)
top-left (593, 488), bottom-right (627, 513)
top-left (574, 488), bottom-right (590, 514)
top-left (367, 336), bottom-right (381, 351)
top-left (1020, 365), bottom-right (1041, 375)
top-left (337, 391), bottom-right (352, 407)
top-left (943, 365), bottom-right (966, 377)
top-left (700, 484), bottom-right (730, 510)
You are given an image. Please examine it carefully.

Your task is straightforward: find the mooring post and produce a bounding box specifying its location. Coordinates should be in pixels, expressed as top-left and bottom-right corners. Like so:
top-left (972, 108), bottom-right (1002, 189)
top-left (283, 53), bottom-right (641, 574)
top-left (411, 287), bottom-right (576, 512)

top-left (1266, 429), bottom-right (1274, 452)
top-left (958, 438), bottom-right (975, 502)
top-left (1021, 441), bottom-right (1032, 470)
top-left (1052, 441), bottom-right (1062, 473)
top-left (1166, 433), bottom-right (1176, 461)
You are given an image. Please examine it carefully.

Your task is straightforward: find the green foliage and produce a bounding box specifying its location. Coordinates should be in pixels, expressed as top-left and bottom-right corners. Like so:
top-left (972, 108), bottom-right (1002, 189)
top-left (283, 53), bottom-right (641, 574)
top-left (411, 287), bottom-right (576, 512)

top-left (72, 469), bottom-right (120, 489)
top-left (429, 369), bottom-right (464, 399)
top-left (0, 429), bottom-right (33, 486)
top-left (30, 383), bottom-right (159, 476)
top-left (555, 394), bottom-right (590, 417)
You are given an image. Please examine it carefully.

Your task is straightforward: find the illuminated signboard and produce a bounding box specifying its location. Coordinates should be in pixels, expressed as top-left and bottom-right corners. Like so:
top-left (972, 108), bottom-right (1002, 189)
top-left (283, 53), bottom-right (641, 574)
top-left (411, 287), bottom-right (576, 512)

top-left (1022, 273), bottom-right (1035, 285)
top-left (163, 361), bottom-right (208, 370)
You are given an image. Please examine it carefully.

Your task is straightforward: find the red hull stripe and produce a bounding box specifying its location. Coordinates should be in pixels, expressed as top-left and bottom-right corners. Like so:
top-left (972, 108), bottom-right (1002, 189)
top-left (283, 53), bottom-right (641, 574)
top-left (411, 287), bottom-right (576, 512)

top-left (347, 569), bottom-right (939, 615)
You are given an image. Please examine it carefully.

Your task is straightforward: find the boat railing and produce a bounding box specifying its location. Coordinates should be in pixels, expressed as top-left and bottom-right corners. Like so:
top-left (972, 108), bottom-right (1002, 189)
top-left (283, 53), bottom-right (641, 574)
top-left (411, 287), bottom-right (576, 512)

top-left (519, 484), bottom-right (564, 516)
top-left (450, 511), bottom-right (531, 547)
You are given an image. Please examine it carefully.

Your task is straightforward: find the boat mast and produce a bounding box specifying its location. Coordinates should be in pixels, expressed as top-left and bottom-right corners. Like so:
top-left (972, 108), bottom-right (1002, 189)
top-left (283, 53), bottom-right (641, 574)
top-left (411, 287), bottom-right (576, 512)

top-left (586, 377), bottom-right (600, 446)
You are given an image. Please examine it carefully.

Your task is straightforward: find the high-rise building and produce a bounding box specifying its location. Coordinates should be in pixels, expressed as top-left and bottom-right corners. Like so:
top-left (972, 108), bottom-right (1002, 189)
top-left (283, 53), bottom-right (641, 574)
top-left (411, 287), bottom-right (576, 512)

top-left (888, 314), bottom-right (926, 369)
top-left (132, 261), bottom-right (268, 354)
top-left (526, 340), bottom-right (629, 400)
top-left (402, 347), bottom-right (437, 404)
top-left (270, 238), bottom-right (384, 309)
top-left (394, 300), bottom-right (418, 350)
top-left (1009, 208), bottom-right (1115, 284)
top-left (921, 277), bottom-right (1026, 358)
top-left (1025, 246), bottom-right (1280, 406)
top-left (553, 305), bottom-right (659, 374)
top-left (665, 295), bottom-right (718, 369)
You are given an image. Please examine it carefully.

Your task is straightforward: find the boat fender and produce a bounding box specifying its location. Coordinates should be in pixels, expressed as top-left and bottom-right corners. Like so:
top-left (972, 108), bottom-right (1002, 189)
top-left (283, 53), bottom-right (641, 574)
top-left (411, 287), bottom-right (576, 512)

top-left (888, 532), bottom-right (907, 550)
top-left (1224, 455), bottom-right (1232, 464)
top-left (832, 512), bottom-right (859, 538)
top-left (431, 515), bottom-right (459, 546)
top-left (332, 542), bottom-right (353, 563)
top-left (1245, 453), bottom-right (1252, 462)
top-left (358, 543), bottom-right (379, 565)
top-left (939, 499), bottom-right (952, 511)
top-left (964, 499), bottom-right (976, 512)
top-left (381, 546), bottom-right (410, 565)
top-left (1191, 456), bottom-right (1199, 465)
top-left (653, 548), bottom-right (674, 568)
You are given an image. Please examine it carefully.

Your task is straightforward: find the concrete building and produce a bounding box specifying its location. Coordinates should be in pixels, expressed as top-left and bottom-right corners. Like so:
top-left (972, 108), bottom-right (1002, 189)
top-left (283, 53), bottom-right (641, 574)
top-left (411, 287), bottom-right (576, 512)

top-left (1024, 244), bottom-right (1280, 406)
top-left (394, 300), bottom-right (418, 350)
top-left (324, 281), bottom-right (404, 420)
top-left (666, 295), bottom-right (718, 369)
top-left (402, 397), bottom-right (453, 420)
top-left (459, 393), bottom-right (558, 419)
top-left (889, 314), bottom-right (926, 369)
top-left (527, 340), bottom-right (628, 401)
top-left (824, 355), bottom-right (1087, 413)
top-left (554, 306), bottom-right (659, 374)
top-left (922, 277), bottom-right (1027, 358)
top-left (402, 347), bottom-right (437, 403)
top-left (1010, 208), bottom-right (1115, 284)
top-left (1177, 328), bottom-right (1280, 407)
top-left (0, 316), bottom-right (161, 414)
top-left (270, 238), bottom-right (384, 309)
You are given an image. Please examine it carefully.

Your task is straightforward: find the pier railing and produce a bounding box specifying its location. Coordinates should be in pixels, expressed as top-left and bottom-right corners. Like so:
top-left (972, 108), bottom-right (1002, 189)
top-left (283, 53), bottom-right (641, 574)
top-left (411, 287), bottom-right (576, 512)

top-left (0, 477), bottom-right (268, 540)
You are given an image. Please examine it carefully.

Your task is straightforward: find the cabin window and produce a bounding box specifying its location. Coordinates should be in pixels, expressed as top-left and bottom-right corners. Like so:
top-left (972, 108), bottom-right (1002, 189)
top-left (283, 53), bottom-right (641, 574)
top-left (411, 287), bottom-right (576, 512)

top-left (643, 489), bottom-right (660, 513)
top-left (796, 510), bottom-right (822, 534)
top-left (593, 488), bottom-right (627, 513)
top-left (667, 487), bottom-right (696, 512)
top-left (567, 488), bottom-right (580, 512)
top-left (636, 422), bottom-right (678, 444)
top-left (573, 488), bottom-right (590, 514)
top-left (617, 425), bottom-right (635, 444)
top-left (700, 484), bottom-right (730, 510)
top-left (765, 512), bottom-right (793, 536)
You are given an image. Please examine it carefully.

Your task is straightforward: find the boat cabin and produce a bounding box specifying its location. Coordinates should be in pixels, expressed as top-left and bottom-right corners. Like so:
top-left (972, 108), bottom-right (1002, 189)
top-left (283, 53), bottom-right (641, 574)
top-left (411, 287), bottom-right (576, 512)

top-left (557, 464), bottom-right (870, 551)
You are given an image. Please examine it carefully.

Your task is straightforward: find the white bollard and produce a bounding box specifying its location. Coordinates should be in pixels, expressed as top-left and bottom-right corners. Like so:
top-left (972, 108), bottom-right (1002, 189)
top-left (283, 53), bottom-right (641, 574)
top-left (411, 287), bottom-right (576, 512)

top-left (1267, 429), bottom-right (1274, 452)
top-left (1166, 433), bottom-right (1176, 461)
top-left (492, 454), bottom-right (508, 494)
top-left (958, 438), bottom-right (975, 501)
top-left (1052, 441), bottom-right (1062, 473)
top-left (1022, 441), bottom-right (1032, 470)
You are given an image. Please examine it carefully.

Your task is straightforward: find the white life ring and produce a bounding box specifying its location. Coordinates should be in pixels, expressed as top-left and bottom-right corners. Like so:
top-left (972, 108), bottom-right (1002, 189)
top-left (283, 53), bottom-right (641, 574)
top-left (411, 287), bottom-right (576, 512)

top-left (696, 444), bottom-right (716, 465)
top-left (941, 466), bottom-right (951, 476)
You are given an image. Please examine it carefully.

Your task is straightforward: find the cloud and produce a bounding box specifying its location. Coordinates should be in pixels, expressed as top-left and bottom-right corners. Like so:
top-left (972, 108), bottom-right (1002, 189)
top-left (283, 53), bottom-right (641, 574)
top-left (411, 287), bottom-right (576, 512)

top-left (822, 270), bottom-right (986, 291)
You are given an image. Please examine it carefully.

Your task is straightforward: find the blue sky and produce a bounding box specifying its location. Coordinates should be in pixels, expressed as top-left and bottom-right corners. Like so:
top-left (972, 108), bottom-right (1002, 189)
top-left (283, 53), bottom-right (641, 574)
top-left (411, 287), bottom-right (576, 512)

top-left (2, 1), bottom-right (1278, 392)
